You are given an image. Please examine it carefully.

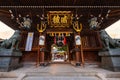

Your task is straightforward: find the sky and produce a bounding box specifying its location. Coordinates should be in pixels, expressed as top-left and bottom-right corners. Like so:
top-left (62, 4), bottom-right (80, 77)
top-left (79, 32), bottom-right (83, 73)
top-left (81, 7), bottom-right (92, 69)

top-left (0, 21), bottom-right (15, 39)
top-left (105, 19), bottom-right (120, 39)
top-left (0, 19), bottom-right (120, 39)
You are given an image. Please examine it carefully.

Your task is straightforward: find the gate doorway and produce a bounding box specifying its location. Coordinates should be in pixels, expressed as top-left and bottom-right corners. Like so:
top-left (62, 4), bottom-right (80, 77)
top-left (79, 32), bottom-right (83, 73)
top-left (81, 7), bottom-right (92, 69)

top-left (51, 44), bottom-right (68, 62)
top-left (45, 32), bottom-right (75, 63)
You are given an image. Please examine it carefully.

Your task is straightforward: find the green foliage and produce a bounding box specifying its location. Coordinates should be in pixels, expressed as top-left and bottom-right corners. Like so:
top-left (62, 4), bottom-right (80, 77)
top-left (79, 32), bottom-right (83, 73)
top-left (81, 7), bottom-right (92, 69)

top-left (58, 45), bottom-right (67, 51)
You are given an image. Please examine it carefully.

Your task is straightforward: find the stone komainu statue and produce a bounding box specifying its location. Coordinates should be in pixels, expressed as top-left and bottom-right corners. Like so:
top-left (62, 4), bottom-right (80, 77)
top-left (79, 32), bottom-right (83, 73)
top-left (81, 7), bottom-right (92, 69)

top-left (0, 30), bottom-right (21, 50)
top-left (100, 30), bottom-right (120, 50)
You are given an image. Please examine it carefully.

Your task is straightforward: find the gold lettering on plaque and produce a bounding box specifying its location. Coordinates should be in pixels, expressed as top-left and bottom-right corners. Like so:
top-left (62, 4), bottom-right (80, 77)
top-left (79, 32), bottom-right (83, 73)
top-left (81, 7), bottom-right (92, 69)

top-left (61, 15), bottom-right (68, 23)
top-left (53, 15), bottom-right (60, 24)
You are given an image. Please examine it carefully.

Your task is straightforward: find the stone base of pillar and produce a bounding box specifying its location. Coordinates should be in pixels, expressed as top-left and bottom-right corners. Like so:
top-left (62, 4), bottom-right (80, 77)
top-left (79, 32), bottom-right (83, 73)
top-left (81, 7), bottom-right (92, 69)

top-left (71, 61), bottom-right (81, 66)
top-left (40, 62), bottom-right (49, 66)
top-left (76, 62), bottom-right (81, 66)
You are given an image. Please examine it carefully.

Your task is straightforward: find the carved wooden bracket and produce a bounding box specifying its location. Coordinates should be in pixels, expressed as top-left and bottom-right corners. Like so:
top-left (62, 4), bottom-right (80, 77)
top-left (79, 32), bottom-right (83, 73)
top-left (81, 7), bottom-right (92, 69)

top-left (73, 22), bottom-right (82, 32)
top-left (37, 23), bottom-right (46, 33)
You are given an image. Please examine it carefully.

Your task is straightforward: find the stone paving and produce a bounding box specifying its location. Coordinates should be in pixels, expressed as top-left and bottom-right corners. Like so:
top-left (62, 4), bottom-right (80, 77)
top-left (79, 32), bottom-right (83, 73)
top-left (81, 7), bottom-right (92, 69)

top-left (11, 63), bottom-right (111, 73)
top-left (23, 76), bottom-right (100, 80)
top-left (0, 62), bottom-right (120, 80)
top-left (12, 63), bottom-right (109, 80)
top-left (0, 78), bottom-right (16, 80)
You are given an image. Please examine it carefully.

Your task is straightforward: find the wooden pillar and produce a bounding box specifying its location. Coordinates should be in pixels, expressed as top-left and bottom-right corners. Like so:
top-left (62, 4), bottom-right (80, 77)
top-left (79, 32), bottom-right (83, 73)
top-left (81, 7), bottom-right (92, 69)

top-left (80, 45), bottom-right (84, 66)
top-left (36, 46), bottom-right (40, 67)
top-left (40, 51), bottom-right (44, 64)
top-left (36, 32), bottom-right (46, 67)
top-left (76, 51), bottom-right (80, 63)
top-left (74, 32), bottom-right (84, 66)
top-left (75, 45), bottom-right (81, 66)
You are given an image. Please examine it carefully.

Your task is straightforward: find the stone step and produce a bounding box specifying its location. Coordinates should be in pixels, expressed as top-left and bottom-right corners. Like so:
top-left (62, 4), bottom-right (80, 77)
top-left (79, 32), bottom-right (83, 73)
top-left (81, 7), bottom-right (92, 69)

top-left (0, 78), bottom-right (16, 80)
top-left (106, 72), bottom-right (120, 78)
top-left (23, 72), bottom-right (101, 80)
top-left (105, 73), bottom-right (120, 80)
top-left (0, 72), bottom-right (101, 80)
top-left (51, 62), bottom-right (70, 64)
top-left (25, 72), bottom-right (98, 76)
top-left (0, 72), bottom-right (17, 78)
top-left (23, 76), bottom-right (101, 80)
top-left (107, 78), bottom-right (120, 80)
top-left (0, 72), bottom-right (26, 80)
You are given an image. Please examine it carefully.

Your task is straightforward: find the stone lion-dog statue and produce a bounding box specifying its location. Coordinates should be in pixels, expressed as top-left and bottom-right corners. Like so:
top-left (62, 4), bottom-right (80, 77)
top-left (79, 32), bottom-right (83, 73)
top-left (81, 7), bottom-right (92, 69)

top-left (100, 30), bottom-right (120, 50)
top-left (0, 30), bottom-right (21, 50)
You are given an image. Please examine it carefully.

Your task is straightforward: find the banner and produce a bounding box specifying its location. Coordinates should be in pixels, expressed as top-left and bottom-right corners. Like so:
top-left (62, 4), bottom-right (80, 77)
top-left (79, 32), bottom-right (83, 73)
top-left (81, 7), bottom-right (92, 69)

top-left (25, 32), bottom-right (34, 51)
top-left (39, 35), bottom-right (45, 45)
top-left (75, 35), bottom-right (81, 45)
top-left (54, 36), bottom-right (56, 44)
top-left (63, 37), bottom-right (67, 45)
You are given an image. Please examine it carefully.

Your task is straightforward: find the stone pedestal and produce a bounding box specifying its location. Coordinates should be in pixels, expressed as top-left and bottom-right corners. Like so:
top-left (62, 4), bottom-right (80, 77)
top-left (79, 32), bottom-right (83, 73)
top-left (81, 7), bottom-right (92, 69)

top-left (99, 48), bottom-right (120, 71)
top-left (0, 49), bottom-right (23, 72)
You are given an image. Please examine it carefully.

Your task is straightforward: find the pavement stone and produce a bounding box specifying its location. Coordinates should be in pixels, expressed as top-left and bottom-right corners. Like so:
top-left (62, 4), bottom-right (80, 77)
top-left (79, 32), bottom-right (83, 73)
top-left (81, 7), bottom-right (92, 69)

top-left (23, 76), bottom-right (100, 80)
top-left (0, 78), bottom-right (16, 80)
top-left (0, 63), bottom-right (120, 80)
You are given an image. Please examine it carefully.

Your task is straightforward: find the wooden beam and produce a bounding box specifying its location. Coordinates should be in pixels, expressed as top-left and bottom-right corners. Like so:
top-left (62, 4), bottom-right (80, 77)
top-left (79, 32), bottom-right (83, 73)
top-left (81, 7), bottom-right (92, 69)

top-left (0, 6), bottom-right (120, 8)
top-left (109, 13), bottom-right (120, 17)
top-left (110, 10), bottom-right (120, 14)
top-left (0, 13), bottom-right (11, 17)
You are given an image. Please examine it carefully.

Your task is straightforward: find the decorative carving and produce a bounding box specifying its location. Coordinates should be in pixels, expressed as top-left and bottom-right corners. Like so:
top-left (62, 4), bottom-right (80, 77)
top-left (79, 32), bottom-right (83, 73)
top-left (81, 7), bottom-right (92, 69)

top-left (37, 23), bottom-right (46, 33)
top-left (73, 22), bottom-right (82, 32)
top-left (37, 14), bottom-right (47, 33)
top-left (88, 15), bottom-right (104, 30)
top-left (73, 14), bottom-right (82, 32)
top-left (89, 17), bottom-right (99, 29)
top-left (16, 14), bottom-right (32, 29)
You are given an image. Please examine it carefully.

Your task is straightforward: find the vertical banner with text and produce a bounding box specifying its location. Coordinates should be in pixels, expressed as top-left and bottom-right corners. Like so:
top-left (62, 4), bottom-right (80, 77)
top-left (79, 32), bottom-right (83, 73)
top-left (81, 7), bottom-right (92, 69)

top-left (25, 32), bottom-right (34, 51)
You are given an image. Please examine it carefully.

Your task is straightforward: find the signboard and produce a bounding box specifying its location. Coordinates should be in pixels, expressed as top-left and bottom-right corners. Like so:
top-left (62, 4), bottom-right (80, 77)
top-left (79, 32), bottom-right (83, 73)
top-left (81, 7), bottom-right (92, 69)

top-left (39, 35), bottom-right (45, 46)
top-left (75, 35), bottom-right (81, 45)
top-left (47, 11), bottom-right (73, 27)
